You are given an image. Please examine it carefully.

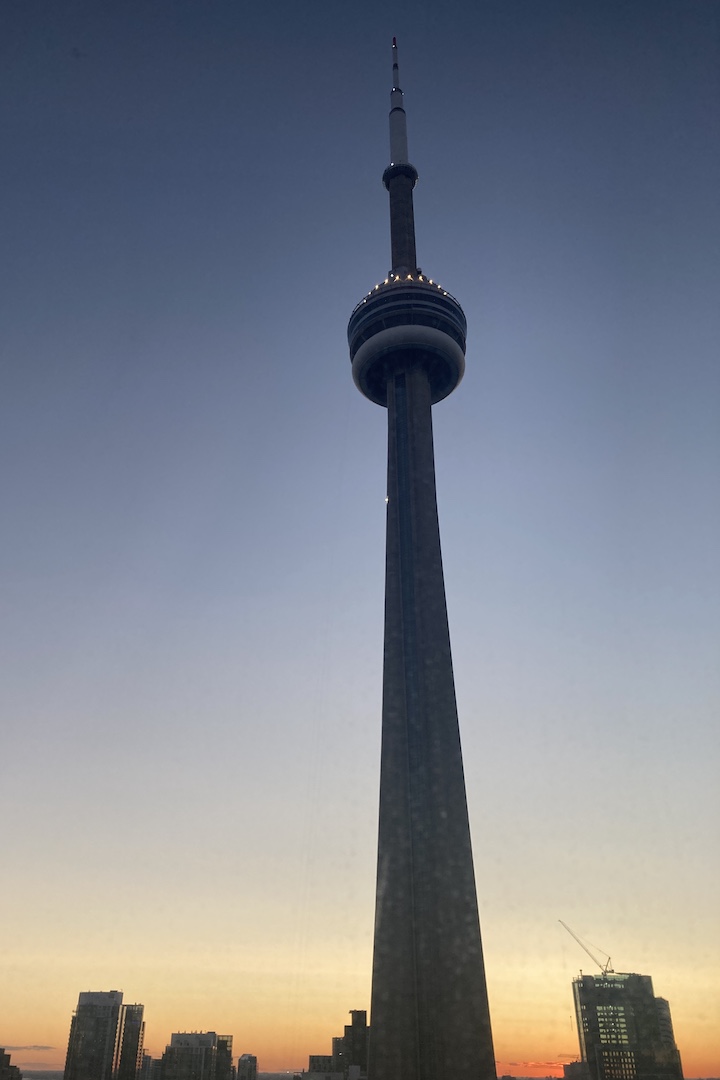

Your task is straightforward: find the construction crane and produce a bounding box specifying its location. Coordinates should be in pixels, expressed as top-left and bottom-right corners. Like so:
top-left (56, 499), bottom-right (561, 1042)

top-left (559, 920), bottom-right (614, 975)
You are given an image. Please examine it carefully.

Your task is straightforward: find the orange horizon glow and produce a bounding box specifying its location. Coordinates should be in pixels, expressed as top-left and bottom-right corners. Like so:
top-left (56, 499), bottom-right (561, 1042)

top-left (4, 1013), bottom-right (719, 1079)
top-left (3, 929), bottom-right (717, 1078)
top-left (6, 1058), bottom-right (720, 1078)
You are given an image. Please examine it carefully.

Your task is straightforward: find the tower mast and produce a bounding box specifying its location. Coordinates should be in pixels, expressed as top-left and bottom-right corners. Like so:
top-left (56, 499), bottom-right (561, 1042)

top-left (384, 38), bottom-right (418, 275)
top-left (347, 41), bottom-right (497, 1080)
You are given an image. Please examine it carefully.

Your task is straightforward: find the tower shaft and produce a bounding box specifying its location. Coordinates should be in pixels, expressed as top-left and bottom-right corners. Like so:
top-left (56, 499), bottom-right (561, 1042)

top-left (383, 37), bottom-right (419, 276)
top-left (368, 361), bottom-right (495, 1080)
top-left (387, 171), bottom-right (417, 275)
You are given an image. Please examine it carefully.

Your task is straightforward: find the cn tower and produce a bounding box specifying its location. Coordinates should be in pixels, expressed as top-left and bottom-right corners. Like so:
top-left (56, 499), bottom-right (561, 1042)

top-left (347, 42), bottom-right (496, 1080)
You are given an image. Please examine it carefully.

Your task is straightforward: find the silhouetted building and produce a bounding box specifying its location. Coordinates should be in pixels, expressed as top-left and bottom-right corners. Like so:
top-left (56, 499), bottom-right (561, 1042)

top-left (308, 1011), bottom-right (369, 1080)
top-left (332, 1039), bottom-right (346, 1074)
top-left (117, 1004), bottom-right (145, 1080)
top-left (236, 1056), bottom-right (256, 1080)
top-left (564, 1062), bottom-right (590, 1080)
top-left (141, 1054), bottom-right (161, 1080)
top-left (573, 973), bottom-right (683, 1080)
top-left (215, 1037), bottom-right (233, 1080)
top-left (346, 39), bottom-right (495, 1080)
top-left (0, 1048), bottom-right (22, 1080)
top-left (63, 990), bottom-right (144, 1080)
top-left (308, 1057), bottom-right (335, 1074)
top-left (161, 1033), bottom-right (229, 1080)
top-left (64, 990), bottom-right (123, 1080)
top-left (342, 1012), bottom-right (368, 1075)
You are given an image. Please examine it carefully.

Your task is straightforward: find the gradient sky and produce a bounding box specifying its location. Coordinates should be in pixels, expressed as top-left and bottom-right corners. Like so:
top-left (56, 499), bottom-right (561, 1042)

top-left (1, 1), bottom-right (719, 1076)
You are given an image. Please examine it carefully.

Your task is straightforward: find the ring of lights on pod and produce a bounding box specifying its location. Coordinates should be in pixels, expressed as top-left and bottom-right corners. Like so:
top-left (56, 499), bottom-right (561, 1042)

top-left (348, 274), bottom-right (467, 407)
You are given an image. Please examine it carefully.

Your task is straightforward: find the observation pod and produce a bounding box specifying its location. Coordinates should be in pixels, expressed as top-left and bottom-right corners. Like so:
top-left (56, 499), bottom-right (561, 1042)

top-left (348, 277), bottom-right (467, 407)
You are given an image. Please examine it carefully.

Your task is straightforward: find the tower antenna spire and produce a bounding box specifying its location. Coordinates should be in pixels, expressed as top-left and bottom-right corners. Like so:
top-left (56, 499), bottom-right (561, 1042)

top-left (390, 37), bottom-right (408, 163)
top-left (383, 37), bottom-right (418, 275)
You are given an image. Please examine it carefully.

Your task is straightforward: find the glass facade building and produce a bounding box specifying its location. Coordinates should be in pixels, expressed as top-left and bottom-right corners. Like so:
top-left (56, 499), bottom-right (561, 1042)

top-left (64, 991), bottom-right (145, 1080)
top-left (573, 973), bottom-right (683, 1080)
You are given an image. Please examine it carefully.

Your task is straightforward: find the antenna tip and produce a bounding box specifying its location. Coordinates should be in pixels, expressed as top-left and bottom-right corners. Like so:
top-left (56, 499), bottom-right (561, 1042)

top-left (392, 36), bottom-right (397, 48)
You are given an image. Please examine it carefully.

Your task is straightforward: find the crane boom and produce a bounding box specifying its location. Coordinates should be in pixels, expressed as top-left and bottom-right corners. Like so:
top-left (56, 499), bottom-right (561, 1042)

top-left (559, 920), bottom-right (614, 974)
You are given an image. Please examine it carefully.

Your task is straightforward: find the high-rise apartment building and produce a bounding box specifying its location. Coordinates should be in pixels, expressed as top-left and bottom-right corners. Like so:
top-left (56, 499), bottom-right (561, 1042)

top-left (573, 973), bottom-right (684, 1080)
top-left (347, 40), bottom-right (495, 1080)
top-left (117, 1004), bottom-right (145, 1080)
top-left (64, 990), bottom-right (145, 1080)
top-left (64, 990), bottom-right (122, 1080)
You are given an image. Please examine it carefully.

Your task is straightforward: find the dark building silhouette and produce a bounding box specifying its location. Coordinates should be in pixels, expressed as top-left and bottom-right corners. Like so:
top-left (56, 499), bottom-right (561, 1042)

top-left (160, 1034), bottom-right (209, 1080)
top-left (573, 973), bottom-right (684, 1080)
top-left (564, 1062), bottom-right (591, 1080)
top-left (308, 1011), bottom-right (369, 1080)
top-left (64, 990), bottom-right (122, 1080)
top-left (117, 1004), bottom-right (145, 1080)
top-left (236, 1055), bottom-right (256, 1080)
top-left (160, 1032), bottom-right (232, 1080)
top-left (334, 1038), bottom-right (348, 1071)
top-left (64, 991), bottom-right (144, 1080)
top-left (347, 40), bottom-right (496, 1080)
top-left (342, 1011), bottom-right (369, 1075)
top-left (214, 1036), bottom-right (233, 1080)
top-left (0, 1048), bottom-right (22, 1080)
top-left (140, 1053), bottom-right (161, 1080)
top-left (308, 1057), bottom-right (334, 1071)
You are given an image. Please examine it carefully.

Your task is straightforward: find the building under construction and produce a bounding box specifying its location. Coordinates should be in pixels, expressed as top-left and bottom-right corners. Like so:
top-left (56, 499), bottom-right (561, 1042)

top-left (572, 972), bottom-right (684, 1080)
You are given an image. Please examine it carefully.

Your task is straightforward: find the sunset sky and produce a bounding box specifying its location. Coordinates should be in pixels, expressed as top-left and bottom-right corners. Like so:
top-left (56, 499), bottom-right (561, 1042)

top-left (1, 1), bottom-right (718, 1076)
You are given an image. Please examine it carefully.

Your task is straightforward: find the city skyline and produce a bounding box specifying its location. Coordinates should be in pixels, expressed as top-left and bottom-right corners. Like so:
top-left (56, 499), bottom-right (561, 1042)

top-left (1, 1), bottom-right (718, 1077)
top-left (0, 976), bottom-right (700, 1078)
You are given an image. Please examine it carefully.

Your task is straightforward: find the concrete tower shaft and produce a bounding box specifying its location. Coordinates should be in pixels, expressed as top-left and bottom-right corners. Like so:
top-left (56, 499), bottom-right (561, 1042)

top-left (347, 41), bottom-right (496, 1080)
